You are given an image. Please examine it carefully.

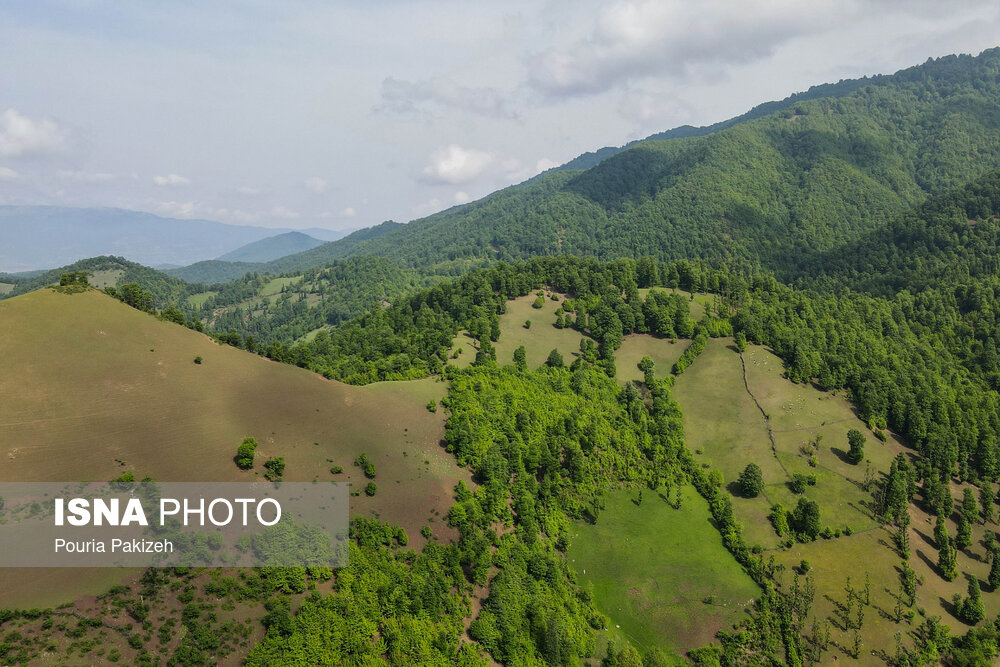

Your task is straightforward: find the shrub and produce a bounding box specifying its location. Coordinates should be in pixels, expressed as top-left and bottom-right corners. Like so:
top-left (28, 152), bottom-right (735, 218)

top-left (263, 456), bottom-right (285, 481)
top-left (364, 482), bottom-right (377, 496)
top-left (329, 465), bottom-right (343, 475)
top-left (236, 437), bottom-right (257, 470)
top-left (193, 356), bottom-right (202, 365)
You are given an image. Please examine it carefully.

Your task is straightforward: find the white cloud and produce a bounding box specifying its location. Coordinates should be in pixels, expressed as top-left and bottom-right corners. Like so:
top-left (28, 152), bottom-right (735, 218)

top-left (0, 109), bottom-right (69, 158)
top-left (304, 176), bottom-right (329, 193)
top-left (155, 201), bottom-right (199, 218)
top-left (153, 173), bottom-right (191, 187)
top-left (57, 170), bottom-right (115, 183)
top-left (270, 205), bottom-right (300, 219)
top-left (526, 0), bottom-right (834, 99)
top-left (454, 191), bottom-right (470, 204)
top-left (421, 144), bottom-right (494, 185)
top-left (377, 77), bottom-right (520, 120)
top-left (0, 167), bottom-right (19, 181)
top-left (342, 206), bottom-right (356, 217)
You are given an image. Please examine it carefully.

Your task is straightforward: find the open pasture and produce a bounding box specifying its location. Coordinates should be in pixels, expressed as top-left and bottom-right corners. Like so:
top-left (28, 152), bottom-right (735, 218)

top-left (569, 486), bottom-right (759, 657)
top-left (0, 288), bottom-right (469, 606)
top-left (493, 292), bottom-right (586, 369)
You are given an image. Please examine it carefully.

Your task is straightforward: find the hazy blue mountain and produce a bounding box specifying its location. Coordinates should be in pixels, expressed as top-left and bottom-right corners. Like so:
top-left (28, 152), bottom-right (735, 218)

top-left (217, 231), bottom-right (324, 263)
top-left (0, 206), bottom-right (348, 272)
top-left (165, 260), bottom-right (265, 284)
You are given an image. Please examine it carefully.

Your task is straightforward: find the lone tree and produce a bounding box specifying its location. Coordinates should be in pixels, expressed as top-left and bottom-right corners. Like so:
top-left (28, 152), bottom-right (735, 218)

top-left (734, 331), bottom-right (747, 353)
top-left (236, 437), bottom-right (257, 470)
top-left (546, 349), bottom-right (564, 368)
top-left (990, 546), bottom-right (1000, 591)
top-left (960, 576), bottom-right (986, 625)
top-left (738, 463), bottom-right (764, 498)
top-left (846, 429), bottom-right (866, 465)
top-left (792, 498), bottom-right (821, 540)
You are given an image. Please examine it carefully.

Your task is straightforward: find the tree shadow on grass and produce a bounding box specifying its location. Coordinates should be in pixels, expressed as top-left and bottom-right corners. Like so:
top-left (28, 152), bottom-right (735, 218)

top-left (913, 528), bottom-right (937, 550)
top-left (830, 447), bottom-right (855, 465)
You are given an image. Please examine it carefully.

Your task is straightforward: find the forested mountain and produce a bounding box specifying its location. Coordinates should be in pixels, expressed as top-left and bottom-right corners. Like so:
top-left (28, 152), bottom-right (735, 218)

top-left (267, 49), bottom-right (1000, 275)
top-left (797, 168), bottom-right (1000, 294)
top-left (263, 219), bottom-right (406, 273)
top-left (553, 70), bottom-right (883, 172)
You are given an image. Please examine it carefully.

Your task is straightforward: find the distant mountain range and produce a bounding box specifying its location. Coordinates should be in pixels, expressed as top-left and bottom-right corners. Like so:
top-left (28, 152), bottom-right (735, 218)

top-left (216, 231), bottom-right (325, 263)
top-left (0, 206), bottom-right (349, 272)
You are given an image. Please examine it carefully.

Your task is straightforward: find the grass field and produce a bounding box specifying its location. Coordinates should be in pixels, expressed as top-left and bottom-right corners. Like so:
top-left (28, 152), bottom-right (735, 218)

top-left (569, 486), bottom-right (759, 657)
top-left (87, 268), bottom-right (125, 289)
top-left (672, 338), bottom-right (781, 547)
top-left (0, 288), bottom-right (469, 607)
top-left (261, 275), bottom-right (301, 296)
top-left (616, 334), bottom-right (686, 384)
top-left (185, 290), bottom-right (217, 308)
top-left (493, 292), bottom-right (586, 369)
top-left (0, 282), bottom-right (13, 295)
top-left (669, 339), bottom-right (1000, 659)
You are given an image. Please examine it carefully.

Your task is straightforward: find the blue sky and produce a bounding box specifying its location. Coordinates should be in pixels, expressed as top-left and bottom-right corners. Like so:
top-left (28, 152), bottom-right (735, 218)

top-left (1, 0), bottom-right (999, 231)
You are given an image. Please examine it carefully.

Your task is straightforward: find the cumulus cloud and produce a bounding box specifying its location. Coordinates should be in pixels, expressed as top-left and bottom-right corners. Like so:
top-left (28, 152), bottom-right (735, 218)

top-left (0, 167), bottom-right (19, 181)
top-left (57, 170), bottom-right (115, 183)
top-left (153, 173), bottom-right (190, 187)
top-left (304, 176), bottom-right (328, 194)
top-left (0, 109), bottom-right (69, 158)
top-left (270, 205), bottom-right (300, 219)
top-left (155, 201), bottom-right (199, 218)
top-left (342, 206), bottom-right (356, 217)
top-left (526, 0), bottom-right (834, 99)
top-left (376, 77), bottom-right (520, 120)
top-left (421, 144), bottom-right (495, 185)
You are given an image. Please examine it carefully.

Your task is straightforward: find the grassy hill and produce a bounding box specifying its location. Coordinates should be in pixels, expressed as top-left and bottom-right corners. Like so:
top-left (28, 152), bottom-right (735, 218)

top-left (0, 288), bottom-right (467, 607)
top-left (4, 255), bottom-right (198, 305)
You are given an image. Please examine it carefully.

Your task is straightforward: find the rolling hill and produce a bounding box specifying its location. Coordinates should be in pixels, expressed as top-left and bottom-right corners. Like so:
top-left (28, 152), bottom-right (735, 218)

top-left (0, 287), bottom-right (467, 604)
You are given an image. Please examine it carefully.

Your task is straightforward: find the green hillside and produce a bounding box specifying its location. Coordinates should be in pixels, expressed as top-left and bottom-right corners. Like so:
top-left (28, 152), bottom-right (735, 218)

top-left (267, 49), bottom-right (1000, 275)
top-left (5, 255), bottom-right (198, 305)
